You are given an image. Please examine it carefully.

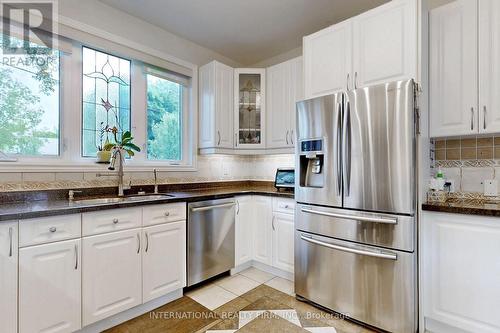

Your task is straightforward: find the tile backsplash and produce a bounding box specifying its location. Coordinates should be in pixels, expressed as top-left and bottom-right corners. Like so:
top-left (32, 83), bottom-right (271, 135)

top-left (431, 135), bottom-right (500, 194)
top-left (0, 154), bottom-right (295, 192)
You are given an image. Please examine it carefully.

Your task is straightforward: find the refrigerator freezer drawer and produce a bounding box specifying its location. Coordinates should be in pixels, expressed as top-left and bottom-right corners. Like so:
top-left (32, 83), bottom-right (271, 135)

top-left (295, 231), bottom-right (416, 333)
top-left (296, 204), bottom-right (414, 252)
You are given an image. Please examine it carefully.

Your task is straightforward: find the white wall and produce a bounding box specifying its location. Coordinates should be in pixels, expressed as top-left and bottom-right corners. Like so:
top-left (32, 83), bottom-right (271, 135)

top-left (251, 46), bottom-right (303, 68)
top-left (58, 0), bottom-right (241, 67)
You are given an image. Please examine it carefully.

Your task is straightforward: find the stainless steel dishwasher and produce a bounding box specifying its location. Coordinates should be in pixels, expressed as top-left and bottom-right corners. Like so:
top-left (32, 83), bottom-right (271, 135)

top-left (187, 198), bottom-right (235, 286)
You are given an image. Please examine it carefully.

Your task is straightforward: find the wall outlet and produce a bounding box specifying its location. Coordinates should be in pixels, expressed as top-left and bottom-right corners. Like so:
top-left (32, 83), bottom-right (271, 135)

top-left (444, 179), bottom-right (456, 193)
top-left (484, 179), bottom-right (498, 197)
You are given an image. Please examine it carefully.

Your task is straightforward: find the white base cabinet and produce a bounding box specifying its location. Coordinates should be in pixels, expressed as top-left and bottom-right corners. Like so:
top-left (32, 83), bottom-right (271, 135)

top-left (0, 222), bottom-right (18, 333)
top-left (82, 228), bottom-right (142, 326)
top-left (272, 212), bottom-right (294, 273)
top-left (142, 221), bottom-right (186, 303)
top-left (19, 239), bottom-right (81, 333)
top-left (235, 196), bottom-right (254, 266)
top-left (252, 196), bottom-right (274, 266)
top-left (423, 212), bottom-right (500, 332)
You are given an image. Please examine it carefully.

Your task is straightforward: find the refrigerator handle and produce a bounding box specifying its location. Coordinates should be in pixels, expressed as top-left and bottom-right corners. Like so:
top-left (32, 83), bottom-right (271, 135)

top-left (336, 102), bottom-right (342, 196)
top-left (343, 100), bottom-right (352, 197)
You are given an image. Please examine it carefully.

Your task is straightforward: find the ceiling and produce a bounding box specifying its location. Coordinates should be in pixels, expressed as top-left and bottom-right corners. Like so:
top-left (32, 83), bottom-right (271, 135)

top-left (100, 0), bottom-right (389, 65)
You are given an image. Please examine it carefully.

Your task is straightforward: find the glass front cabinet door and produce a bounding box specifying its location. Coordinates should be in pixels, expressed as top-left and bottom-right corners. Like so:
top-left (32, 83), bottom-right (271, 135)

top-left (234, 68), bottom-right (266, 149)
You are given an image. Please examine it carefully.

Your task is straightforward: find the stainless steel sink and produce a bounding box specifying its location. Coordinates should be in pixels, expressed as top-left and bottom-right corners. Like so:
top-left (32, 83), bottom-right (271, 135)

top-left (73, 194), bottom-right (173, 205)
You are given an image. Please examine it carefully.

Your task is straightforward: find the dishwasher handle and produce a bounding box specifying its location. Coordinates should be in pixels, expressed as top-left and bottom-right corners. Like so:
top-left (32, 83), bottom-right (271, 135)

top-left (190, 202), bottom-right (236, 212)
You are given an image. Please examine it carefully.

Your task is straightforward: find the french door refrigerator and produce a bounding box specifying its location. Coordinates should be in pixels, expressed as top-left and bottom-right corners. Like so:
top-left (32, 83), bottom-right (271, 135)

top-left (294, 79), bottom-right (417, 333)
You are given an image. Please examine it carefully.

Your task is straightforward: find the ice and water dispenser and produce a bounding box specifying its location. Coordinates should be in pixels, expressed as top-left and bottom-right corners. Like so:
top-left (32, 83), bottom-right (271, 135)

top-left (299, 139), bottom-right (324, 188)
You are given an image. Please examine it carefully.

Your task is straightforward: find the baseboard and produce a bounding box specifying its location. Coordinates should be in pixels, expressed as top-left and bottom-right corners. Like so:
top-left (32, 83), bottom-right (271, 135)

top-left (425, 317), bottom-right (471, 333)
top-left (231, 261), bottom-right (253, 275)
top-left (78, 289), bottom-right (183, 333)
top-left (250, 261), bottom-right (294, 281)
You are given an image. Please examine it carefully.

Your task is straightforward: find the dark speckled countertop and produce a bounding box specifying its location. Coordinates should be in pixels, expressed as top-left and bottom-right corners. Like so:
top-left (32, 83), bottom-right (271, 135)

top-left (422, 200), bottom-right (500, 217)
top-left (0, 182), bottom-right (294, 221)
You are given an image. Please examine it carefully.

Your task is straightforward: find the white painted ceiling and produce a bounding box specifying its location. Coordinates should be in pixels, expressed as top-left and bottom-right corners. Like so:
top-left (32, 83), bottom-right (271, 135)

top-left (100, 0), bottom-right (389, 65)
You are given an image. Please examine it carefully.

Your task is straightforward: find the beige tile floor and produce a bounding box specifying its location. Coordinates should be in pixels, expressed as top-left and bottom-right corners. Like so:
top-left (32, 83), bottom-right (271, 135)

top-left (106, 268), bottom-right (376, 333)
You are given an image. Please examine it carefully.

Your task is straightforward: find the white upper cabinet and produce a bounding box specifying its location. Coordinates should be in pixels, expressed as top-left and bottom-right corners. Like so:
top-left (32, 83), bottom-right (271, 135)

top-left (199, 61), bottom-right (234, 149)
top-left (479, 0), bottom-right (500, 134)
top-left (19, 239), bottom-right (81, 333)
top-left (235, 196), bottom-right (254, 266)
top-left (266, 56), bottom-right (303, 149)
top-left (142, 221), bottom-right (186, 303)
top-left (82, 228), bottom-right (142, 326)
top-left (430, 0), bottom-right (478, 137)
top-left (353, 0), bottom-right (417, 88)
top-left (304, 20), bottom-right (352, 98)
top-left (0, 222), bottom-right (18, 333)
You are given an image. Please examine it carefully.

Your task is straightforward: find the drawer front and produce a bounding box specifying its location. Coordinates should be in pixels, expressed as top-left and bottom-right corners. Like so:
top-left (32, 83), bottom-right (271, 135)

top-left (82, 208), bottom-right (142, 236)
top-left (273, 197), bottom-right (295, 214)
top-left (19, 214), bottom-right (81, 247)
top-left (143, 203), bottom-right (186, 226)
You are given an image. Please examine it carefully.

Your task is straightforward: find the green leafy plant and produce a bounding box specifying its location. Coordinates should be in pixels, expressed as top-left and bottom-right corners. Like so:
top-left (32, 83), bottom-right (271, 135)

top-left (104, 127), bottom-right (141, 157)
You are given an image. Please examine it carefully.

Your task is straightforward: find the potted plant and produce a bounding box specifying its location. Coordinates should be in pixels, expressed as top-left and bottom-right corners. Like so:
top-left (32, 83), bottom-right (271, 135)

top-left (96, 123), bottom-right (112, 163)
top-left (104, 127), bottom-right (141, 159)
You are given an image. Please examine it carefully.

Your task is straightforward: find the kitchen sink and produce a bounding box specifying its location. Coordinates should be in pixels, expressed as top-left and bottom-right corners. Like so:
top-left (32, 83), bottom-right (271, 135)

top-left (73, 194), bottom-right (174, 205)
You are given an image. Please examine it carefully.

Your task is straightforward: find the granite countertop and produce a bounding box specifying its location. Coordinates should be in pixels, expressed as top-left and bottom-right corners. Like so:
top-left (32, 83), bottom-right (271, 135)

top-left (422, 200), bottom-right (500, 217)
top-left (0, 183), bottom-right (294, 221)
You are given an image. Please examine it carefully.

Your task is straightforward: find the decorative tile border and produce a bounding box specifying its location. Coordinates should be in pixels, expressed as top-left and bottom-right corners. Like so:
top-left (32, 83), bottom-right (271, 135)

top-left (434, 159), bottom-right (496, 168)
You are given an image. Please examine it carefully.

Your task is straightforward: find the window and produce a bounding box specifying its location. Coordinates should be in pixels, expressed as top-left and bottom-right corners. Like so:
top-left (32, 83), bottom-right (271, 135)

top-left (0, 34), bottom-right (60, 156)
top-left (146, 73), bottom-right (182, 161)
top-left (82, 47), bottom-right (131, 157)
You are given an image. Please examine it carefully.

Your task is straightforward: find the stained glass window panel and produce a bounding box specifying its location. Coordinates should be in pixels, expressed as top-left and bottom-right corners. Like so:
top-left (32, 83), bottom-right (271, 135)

top-left (82, 47), bottom-right (131, 157)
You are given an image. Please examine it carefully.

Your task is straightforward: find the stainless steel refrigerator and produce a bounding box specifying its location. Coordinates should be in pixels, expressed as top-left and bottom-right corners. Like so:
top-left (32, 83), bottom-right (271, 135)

top-left (294, 79), bottom-right (417, 333)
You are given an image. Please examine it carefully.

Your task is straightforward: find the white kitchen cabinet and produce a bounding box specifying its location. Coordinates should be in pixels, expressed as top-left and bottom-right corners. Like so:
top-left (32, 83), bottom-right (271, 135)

top-left (0, 222), bottom-right (17, 333)
top-left (252, 196), bottom-right (273, 265)
top-left (199, 61), bottom-right (234, 149)
top-left (142, 221), bottom-right (186, 303)
top-left (19, 239), bottom-right (81, 333)
top-left (234, 68), bottom-right (266, 149)
top-left (82, 228), bottom-right (142, 326)
top-left (235, 196), bottom-right (254, 266)
top-left (352, 0), bottom-right (417, 88)
top-left (430, 0), bottom-right (478, 137)
top-left (272, 212), bottom-right (294, 273)
top-left (304, 20), bottom-right (352, 99)
top-left (267, 57), bottom-right (303, 149)
top-left (479, 0), bottom-right (500, 134)
top-left (422, 212), bottom-right (500, 332)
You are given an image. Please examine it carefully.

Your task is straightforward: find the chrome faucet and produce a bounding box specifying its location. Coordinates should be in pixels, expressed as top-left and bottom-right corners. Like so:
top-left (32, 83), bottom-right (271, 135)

top-left (153, 168), bottom-right (159, 194)
top-left (97, 148), bottom-right (129, 197)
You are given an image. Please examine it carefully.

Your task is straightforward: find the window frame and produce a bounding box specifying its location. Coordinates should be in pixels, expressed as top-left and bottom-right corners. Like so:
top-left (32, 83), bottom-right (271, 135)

top-left (0, 40), bottom-right (198, 172)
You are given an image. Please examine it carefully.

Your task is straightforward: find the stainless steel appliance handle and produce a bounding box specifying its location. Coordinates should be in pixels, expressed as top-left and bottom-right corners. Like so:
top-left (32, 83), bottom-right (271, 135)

top-left (8, 227), bottom-right (13, 257)
top-left (343, 100), bottom-right (352, 196)
top-left (137, 233), bottom-right (141, 254)
top-left (145, 232), bottom-right (149, 252)
top-left (483, 106), bottom-right (487, 130)
top-left (337, 102), bottom-right (342, 196)
top-left (191, 202), bottom-right (236, 212)
top-left (471, 107), bottom-right (474, 131)
top-left (74, 244), bottom-right (78, 270)
top-left (286, 130), bottom-right (289, 145)
top-left (301, 207), bottom-right (397, 224)
top-left (300, 235), bottom-right (397, 260)
top-left (217, 131), bottom-right (221, 146)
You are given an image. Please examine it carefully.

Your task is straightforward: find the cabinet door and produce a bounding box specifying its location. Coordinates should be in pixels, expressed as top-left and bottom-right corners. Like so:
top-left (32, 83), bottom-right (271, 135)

top-left (266, 62), bottom-right (290, 149)
top-left (143, 221), bottom-right (186, 303)
top-left (235, 196), bottom-right (254, 266)
top-left (430, 0), bottom-right (478, 137)
top-left (423, 213), bottom-right (500, 332)
top-left (0, 222), bottom-right (17, 333)
top-left (272, 213), bottom-right (294, 273)
top-left (199, 61), bottom-right (216, 148)
top-left (252, 196), bottom-right (273, 265)
top-left (215, 62), bottom-right (234, 148)
top-left (479, 0), bottom-right (500, 134)
top-left (353, 0), bottom-right (417, 88)
top-left (19, 239), bottom-right (81, 333)
top-left (304, 21), bottom-right (352, 99)
top-left (289, 56), bottom-right (303, 147)
top-left (82, 228), bottom-right (142, 326)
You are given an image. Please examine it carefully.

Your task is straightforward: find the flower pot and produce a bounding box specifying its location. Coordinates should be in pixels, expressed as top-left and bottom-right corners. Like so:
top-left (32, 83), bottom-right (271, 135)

top-left (97, 150), bottom-right (112, 163)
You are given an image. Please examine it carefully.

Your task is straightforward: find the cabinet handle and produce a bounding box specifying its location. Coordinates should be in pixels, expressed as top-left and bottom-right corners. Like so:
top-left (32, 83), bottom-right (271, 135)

top-left (164, 211), bottom-right (170, 217)
top-left (346, 73), bottom-right (350, 91)
top-left (286, 130), bottom-right (289, 145)
top-left (145, 232), bottom-right (149, 253)
top-left (49, 227), bottom-right (57, 233)
top-left (8, 227), bottom-right (13, 257)
top-left (113, 218), bottom-right (119, 224)
top-left (236, 200), bottom-right (240, 215)
top-left (137, 233), bottom-right (141, 254)
top-left (272, 215), bottom-right (276, 231)
top-left (74, 244), bottom-right (78, 270)
top-left (217, 131), bottom-right (221, 146)
top-left (354, 72), bottom-right (358, 89)
top-left (484, 106), bottom-right (487, 130)
top-left (234, 133), bottom-right (238, 147)
top-left (291, 130), bottom-right (294, 145)
top-left (471, 107), bottom-right (474, 131)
